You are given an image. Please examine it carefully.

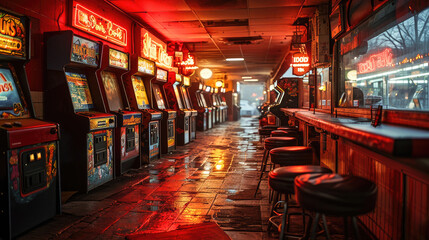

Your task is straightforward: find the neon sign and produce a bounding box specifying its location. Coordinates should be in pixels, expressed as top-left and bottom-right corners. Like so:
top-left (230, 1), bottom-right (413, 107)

top-left (358, 48), bottom-right (393, 74)
top-left (180, 54), bottom-right (198, 70)
top-left (290, 53), bottom-right (310, 76)
top-left (73, 4), bottom-right (127, 47)
top-left (0, 11), bottom-right (26, 58)
top-left (141, 30), bottom-right (173, 69)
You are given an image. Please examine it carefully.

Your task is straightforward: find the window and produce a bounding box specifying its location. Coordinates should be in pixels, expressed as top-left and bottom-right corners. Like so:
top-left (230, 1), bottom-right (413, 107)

top-left (338, 2), bottom-right (429, 110)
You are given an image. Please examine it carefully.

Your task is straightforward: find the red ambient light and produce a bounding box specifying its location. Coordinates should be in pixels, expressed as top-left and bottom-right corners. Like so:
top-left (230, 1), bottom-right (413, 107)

top-left (358, 48), bottom-right (393, 74)
top-left (72, 4), bottom-right (127, 47)
top-left (291, 53), bottom-right (310, 76)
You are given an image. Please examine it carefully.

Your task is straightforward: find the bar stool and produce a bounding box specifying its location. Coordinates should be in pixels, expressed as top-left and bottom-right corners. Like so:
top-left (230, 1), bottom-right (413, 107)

top-left (270, 130), bottom-right (294, 137)
top-left (270, 146), bottom-right (313, 168)
top-left (259, 127), bottom-right (276, 142)
top-left (278, 126), bottom-right (298, 131)
top-left (255, 137), bottom-right (297, 196)
top-left (268, 166), bottom-right (333, 240)
top-left (295, 173), bottom-right (377, 240)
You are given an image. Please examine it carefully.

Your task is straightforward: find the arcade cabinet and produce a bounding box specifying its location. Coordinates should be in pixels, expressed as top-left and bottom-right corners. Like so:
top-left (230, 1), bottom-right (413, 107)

top-left (210, 89), bottom-right (220, 124)
top-left (268, 78), bottom-right (298, 126)
top-left (189, 81), bottom-right (208, 131)
top-left (45, 31), bottom-right (115, 192)
top-left (203, 86), bottom-right (215, 127)
top-left (0, 10), bottom-right (60, 239)
top-left (225, 91), bottom-right (240, 121)
top-left (152, 68), bottom-right (176, 153)
top-left (180, 76), bottom-right (197, 140)
top-left (123, 57), bottom-right (162, 163)
top-left (96, 45), bottom-right (142, 176)
top-left (164, 73), bottom-right (191, 145)
top-left (217, 89), bottom-right (227, 122)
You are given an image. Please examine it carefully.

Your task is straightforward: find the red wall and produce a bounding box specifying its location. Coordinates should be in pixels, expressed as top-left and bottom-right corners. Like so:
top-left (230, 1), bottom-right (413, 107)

top-left (0, 0), bottom-right (135, 91)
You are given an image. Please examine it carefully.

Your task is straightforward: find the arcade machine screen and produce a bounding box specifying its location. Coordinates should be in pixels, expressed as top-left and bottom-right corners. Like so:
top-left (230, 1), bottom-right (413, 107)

top-left (181, 87), bottom-right (192, 109)
top-left (0, 67), bottom-right (27, 118)
top-left (101, 71), bottom-right (124, 111)
top-left (131, 76), bottom-right (150, 109)
top-left (173, 84), bottom-right (184, 109)
top-left (65, 72), bottom-right (94, 112)
top-left (153, 84), bottom-right (166, 109)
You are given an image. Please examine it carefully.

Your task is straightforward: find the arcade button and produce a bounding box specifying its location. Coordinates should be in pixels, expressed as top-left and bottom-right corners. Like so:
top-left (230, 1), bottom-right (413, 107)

top-left (2, 122), bottom-right (13, 128)
top-left (12, 122), bottom-right (22, 127)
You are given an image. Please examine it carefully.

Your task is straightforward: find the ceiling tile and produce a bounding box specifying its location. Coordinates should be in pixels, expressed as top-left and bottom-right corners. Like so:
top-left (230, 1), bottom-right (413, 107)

top-left (185, 0), bottom-right (247, 10)
top-left (249, 7), bottom-right (300, 19)
top-left (248, 0), bottom-right (304, 8)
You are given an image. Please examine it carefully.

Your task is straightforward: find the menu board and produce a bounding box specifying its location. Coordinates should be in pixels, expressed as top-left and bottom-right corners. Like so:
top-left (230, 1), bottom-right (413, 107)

top-left (173, 84), bottom-right (184, 109)
top-left (101, 71), bottom-right (124, 111)
top-left (65, 72), bottom-right (94, 111)
top-left (109, 48), bottom-right (128, 70)
top-left (181, 87), bottom-right (191, 109)
top-left (131, 75), bottom-right (150, 109)
top-left (71, 35), bottom-right (100, 67)
top-left (0, 67), bottom-right (27, 119)
top-left (152, 84), bottom-right (166, 109)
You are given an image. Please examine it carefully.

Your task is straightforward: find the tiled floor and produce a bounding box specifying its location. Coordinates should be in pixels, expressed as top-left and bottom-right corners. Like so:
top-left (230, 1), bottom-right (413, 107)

top-left (19, 117), bottom-right (370, 240)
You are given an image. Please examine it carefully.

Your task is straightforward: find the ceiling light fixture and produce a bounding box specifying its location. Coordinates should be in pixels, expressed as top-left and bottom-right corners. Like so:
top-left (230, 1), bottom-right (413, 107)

top-left (243, 79), bottom-right (258, 82)
top-left (225, 58), bottom-right (244, 61)
top-left (200, 68), bottom-right (213, 79)
top-left (242, 76), bottom-right (252, 79)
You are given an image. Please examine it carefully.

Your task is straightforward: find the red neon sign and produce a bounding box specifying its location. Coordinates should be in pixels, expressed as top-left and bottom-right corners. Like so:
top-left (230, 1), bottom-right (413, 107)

top-left (72, 4), bottom-right (127, 47)
top-left (141, 29), bottom-right (172, 69)
top-left (358, 48), bottom-right (393, 74)
top-left (291, 53), bottom-right (310, 76)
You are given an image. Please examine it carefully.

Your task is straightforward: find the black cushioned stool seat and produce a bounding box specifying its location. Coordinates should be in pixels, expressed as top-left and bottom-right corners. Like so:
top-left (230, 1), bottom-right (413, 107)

top-left (267, 166), bottom-right (332, 240)
top-left (269, 166), bottom-right (332, 194)
top-left (295, 173), bottom-right (377, 216)
top-left (294, 173), bottom-right (377, 239)
top-left (278, 127), bottom-right (297, 131)
top-left (262, 125), bottom-right (278, 130)
top-left (270, 130), bottom-right (290, 137)
top-left (264, 137), bottom-right (297, 150)
top-left (270, 146), bottom-right (313, 166)
top-left (259, 128), bottom-right (273, 136)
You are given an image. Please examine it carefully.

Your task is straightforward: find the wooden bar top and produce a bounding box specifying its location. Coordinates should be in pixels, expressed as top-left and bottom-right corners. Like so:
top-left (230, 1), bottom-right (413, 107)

top-left (281, 108), bottom-right (429, 157)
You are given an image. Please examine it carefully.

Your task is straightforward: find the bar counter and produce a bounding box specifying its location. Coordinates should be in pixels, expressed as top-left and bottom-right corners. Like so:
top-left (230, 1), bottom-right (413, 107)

top-left (281, 108), bottom-right (429, 240)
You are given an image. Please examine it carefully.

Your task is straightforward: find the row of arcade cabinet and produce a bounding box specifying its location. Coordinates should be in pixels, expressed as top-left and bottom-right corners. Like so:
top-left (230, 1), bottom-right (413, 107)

top-left (0, 25), bottom-right (201, 239)
top-left (188, 83), bottom-right (228, 131)
top-left (44, 30), bottom-right (202, 193)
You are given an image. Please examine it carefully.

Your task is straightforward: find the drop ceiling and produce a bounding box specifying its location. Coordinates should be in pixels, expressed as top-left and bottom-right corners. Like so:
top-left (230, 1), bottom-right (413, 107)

top-left (108, 0), bottom-right (329, 83)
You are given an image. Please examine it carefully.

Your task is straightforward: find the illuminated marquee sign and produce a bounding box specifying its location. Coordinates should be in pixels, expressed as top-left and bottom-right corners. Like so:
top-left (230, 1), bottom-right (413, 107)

top-left (156, 68), bottom-right (168, 82)
top-left (183, 76), bottom-right (190, 86)
top-left (141, 29), bottom-right (173, 69)
top-left (175, 74), bottom-right (182, 82)
top-left (71, 35), bottom-right (100, 66)
top-left (358, 48), bottom-right (393, 74)
top-left (138, 57), bottom-right (155, 76)
top-left (291, 53), bottom-right (310, 76)
top-left (0, 11), bottom-right (27, 58)
top-left (109, 48), bottom-right (128, 70)
top-left (73, 4), bottom-right (127, 47)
